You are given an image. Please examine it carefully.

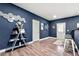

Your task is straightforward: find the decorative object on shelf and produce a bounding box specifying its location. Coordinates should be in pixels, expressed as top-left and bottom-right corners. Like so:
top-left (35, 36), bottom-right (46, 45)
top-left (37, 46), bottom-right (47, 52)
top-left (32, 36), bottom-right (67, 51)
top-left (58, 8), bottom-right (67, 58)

top-left (0, 11), bottom-right (26, 51)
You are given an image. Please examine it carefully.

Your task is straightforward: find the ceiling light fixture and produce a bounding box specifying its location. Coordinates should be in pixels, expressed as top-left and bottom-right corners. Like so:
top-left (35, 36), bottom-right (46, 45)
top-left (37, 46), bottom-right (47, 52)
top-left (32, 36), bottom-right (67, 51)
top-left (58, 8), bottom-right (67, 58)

top-left (53, 15), bottom-right (57, 18)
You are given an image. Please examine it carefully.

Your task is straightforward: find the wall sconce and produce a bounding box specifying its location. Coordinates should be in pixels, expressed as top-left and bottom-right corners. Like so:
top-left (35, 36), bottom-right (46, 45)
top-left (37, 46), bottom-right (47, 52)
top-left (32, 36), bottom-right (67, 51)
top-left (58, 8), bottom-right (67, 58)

top-left (67, 30), bottom-right (69, 32)
top-left (52, 26), bottom-right (55, 29)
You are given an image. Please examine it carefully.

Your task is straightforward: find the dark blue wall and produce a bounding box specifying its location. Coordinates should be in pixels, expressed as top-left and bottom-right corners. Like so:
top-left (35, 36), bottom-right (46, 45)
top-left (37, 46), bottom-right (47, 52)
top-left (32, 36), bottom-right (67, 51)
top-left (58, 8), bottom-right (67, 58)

top-left (2, 3), bottom-right (79, 50)
top-left (49, 16), bottom-right (79, 37)
top-left (0, 3), bottom-right (49, 50)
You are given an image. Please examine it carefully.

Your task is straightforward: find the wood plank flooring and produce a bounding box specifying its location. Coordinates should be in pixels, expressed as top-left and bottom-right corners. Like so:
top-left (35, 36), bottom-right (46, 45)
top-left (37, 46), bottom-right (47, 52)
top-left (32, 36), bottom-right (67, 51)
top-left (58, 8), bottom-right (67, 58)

top-left (0, 37), bottom-right (78, 56)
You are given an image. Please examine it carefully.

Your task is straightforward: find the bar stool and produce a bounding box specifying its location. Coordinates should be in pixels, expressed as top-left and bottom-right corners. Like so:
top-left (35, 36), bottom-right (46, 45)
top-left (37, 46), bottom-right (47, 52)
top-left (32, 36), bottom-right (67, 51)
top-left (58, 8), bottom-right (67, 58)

top-left (64, 34), bottom-right (79, 56)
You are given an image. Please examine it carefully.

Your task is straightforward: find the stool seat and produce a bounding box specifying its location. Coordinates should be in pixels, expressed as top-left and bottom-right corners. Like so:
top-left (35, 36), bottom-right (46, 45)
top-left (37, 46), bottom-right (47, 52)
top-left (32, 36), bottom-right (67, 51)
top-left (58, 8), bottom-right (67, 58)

top-left (65, 34), bottom-right (72, 39)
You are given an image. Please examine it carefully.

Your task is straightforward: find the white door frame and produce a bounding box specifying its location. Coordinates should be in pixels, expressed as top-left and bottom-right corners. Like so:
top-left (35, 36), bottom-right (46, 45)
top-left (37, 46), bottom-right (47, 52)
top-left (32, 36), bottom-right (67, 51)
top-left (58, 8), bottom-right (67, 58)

top-left (32, 19), bottom-right (40, 41)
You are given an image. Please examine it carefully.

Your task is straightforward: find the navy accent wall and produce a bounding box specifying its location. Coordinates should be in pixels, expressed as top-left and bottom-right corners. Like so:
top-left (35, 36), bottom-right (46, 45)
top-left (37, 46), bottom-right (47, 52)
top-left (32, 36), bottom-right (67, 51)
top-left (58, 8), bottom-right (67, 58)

top-left (49, 16), bottom-right (79, 37)
top-left (0, 3), bottom-right (49, 50)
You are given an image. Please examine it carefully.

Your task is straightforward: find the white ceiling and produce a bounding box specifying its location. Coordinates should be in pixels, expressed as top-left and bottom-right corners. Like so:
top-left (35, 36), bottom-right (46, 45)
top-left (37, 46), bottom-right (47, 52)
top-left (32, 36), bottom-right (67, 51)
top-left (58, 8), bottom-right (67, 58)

top-left (14, 3), bottom-right (79, 20)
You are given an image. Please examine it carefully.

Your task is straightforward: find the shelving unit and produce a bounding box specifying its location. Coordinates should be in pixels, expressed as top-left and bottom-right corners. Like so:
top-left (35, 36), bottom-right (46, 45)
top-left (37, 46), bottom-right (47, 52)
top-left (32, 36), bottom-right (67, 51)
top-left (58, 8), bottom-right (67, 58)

top-left (8, 27), bottom-right (26, 51)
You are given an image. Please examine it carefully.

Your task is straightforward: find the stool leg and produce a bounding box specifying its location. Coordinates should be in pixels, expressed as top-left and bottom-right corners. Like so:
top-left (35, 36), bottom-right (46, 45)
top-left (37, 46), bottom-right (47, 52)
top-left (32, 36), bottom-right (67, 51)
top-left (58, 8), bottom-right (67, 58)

top-left (75, 43), bottom-right (79, 55)
top-left (64, 39), bottom-right (66, 50)
top-left (71, 40), bottom-right (75, 56)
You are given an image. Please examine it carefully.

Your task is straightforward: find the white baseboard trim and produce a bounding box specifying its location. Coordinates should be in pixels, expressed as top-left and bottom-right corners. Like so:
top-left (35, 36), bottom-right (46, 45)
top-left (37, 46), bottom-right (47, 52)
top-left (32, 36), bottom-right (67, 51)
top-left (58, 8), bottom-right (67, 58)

top-left (39, 37), bottom-right (52, 41)
top-left (0, 37), bottom-right (54, 53)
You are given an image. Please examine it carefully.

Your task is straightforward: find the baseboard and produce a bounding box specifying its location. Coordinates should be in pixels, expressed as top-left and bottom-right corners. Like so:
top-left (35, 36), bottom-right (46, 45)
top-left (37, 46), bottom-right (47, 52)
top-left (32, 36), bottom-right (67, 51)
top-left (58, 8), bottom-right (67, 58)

top-left (0, 37), bottom-right (54, 53)
top-left (39, 37), bottom-right (52, 41)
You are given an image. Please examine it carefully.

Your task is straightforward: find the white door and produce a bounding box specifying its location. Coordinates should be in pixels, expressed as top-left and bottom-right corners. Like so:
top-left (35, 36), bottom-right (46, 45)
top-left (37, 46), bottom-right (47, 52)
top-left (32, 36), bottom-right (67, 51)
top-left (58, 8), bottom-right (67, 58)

top-left (32, 19), bottom-right (40, 41)
top-left (57, 23), bottom-right (66, 41)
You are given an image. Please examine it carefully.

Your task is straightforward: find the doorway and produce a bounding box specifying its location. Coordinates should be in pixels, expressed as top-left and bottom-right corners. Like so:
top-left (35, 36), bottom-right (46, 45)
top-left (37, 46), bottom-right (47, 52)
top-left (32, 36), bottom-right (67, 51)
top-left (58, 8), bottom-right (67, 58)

top-left (56, 23), bottom-right (66, 42)
top-left (32, 19), bottom-right (40, 41)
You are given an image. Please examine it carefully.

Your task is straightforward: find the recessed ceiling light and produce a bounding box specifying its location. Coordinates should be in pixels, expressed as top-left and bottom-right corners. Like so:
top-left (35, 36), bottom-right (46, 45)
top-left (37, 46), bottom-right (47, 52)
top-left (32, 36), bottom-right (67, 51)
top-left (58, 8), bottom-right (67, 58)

top-left (53, 15), bottom-right (56, 18)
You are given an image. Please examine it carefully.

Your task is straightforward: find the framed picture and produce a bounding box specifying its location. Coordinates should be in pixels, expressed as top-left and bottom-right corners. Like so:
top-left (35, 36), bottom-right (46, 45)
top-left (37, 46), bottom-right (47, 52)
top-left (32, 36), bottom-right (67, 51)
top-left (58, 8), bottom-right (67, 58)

top-left (41, 23), bottom-right (44, 30)
top-left (45, 24), bottom-right (48, 30)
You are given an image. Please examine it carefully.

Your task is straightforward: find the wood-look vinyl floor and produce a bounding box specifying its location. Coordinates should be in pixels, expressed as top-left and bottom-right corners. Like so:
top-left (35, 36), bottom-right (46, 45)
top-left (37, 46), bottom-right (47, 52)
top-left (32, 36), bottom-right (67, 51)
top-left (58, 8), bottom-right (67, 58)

top-left (0, 37), bottom-right (78, 56)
